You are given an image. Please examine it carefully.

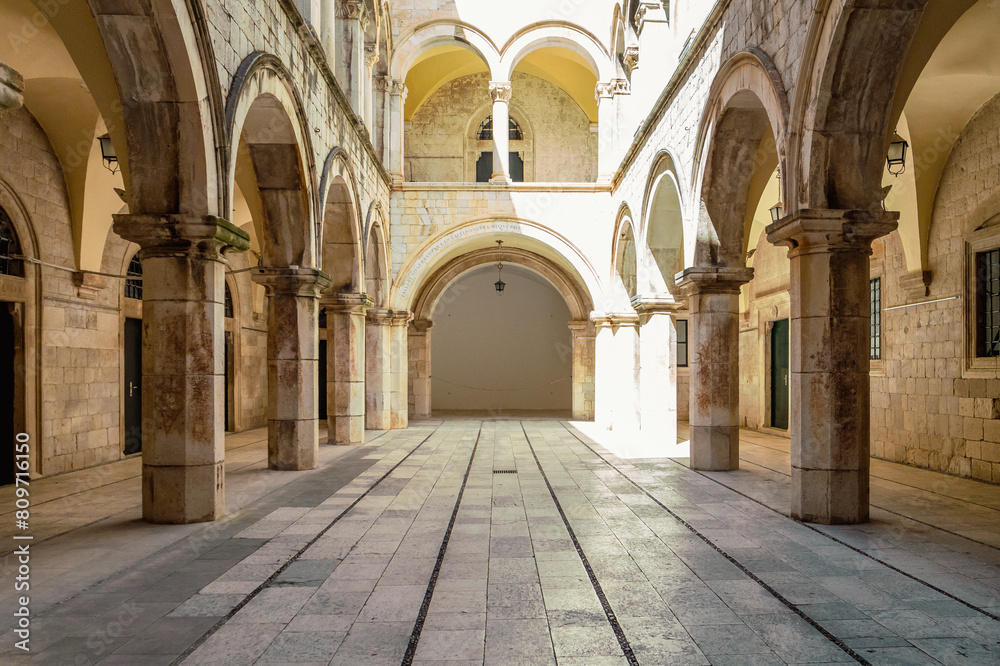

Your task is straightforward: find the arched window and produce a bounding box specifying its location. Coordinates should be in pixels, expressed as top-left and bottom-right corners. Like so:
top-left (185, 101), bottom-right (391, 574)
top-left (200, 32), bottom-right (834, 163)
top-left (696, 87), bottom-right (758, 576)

top-left (224, 282), bottom-right (234, 319)
top-left (125, 253), bottom-right (142, 300)
top-left (477, 115), bottom-right (523, 141)
top-left (0, 207), bottom-right (24, 277)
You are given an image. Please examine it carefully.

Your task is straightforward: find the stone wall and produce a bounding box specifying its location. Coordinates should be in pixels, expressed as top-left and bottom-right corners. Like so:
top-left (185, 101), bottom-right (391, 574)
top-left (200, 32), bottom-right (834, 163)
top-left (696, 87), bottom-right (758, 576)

top-left (406, 72), bottom-right (597, 183)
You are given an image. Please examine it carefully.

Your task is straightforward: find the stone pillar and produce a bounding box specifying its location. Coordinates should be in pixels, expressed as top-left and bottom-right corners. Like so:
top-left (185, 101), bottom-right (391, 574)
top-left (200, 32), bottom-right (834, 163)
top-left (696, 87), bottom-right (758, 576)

top-left (0, 63), bottom-right (24, 118)
top-left (362, 44), bottom-right (378, 132)
top-left (324, 293), bottom-right (371, 444)
top-left (112, 214), bottom-right (250, 524)
top-left (677, 267), bottom-right (754, 471)
top-left (568, 321), bottom-right (595, 421)
top-left (390, 311), bottom-right (411, 429)
top-left (408, 319), bottom-right (433, 419)
top-left (252, 268), bottom-right (332, 470)
top-left (489, 81), bottom-right (512, 183)
top-left (387, 79), bottom-right (407, 185)
top-left (335, 0), bottom-right (368, 117)
top-left (767, 210), bottom-right (897, 524)
top-left (634, 298), bottom-right (683, 449)
top-left (591, 314), bottom-right (640, 433)
top-left (595, 82), bottom-right (615, 184)
top-left (365, 307), bottom-right (393, 430)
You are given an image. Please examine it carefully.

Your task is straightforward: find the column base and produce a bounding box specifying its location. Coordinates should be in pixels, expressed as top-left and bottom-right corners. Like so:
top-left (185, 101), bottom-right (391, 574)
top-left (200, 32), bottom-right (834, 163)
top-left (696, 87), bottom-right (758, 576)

top-left (142, 462), bottom-right (224, 524)
top-left (330, 414), bottom-right (365, 445)
top-left (689, 425), bottom-right (740, 471)
top-left (792, 467), bottom-right (869, 524)
top-left (267, 420), bottom-right (318, 470)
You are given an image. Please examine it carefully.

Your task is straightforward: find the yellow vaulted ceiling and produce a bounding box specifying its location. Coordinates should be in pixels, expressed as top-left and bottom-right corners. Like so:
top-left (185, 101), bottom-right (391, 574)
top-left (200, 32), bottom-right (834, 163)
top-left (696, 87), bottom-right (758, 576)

top-left (514, 47), bottom-right (598, 123)
top-left (404, 47), bottom-right (490, 120)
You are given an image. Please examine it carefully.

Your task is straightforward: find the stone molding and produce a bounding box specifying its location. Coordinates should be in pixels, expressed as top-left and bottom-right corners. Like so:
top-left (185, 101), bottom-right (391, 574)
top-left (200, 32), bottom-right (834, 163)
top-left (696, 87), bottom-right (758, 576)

top-left (590, 312), bottom-right (641, 330)
top-left (251, 266), bottom-right (332, 296)
top-left (676, 266), bottom-right (754, 296)
top-left (112, 214), bottom-right (251, 259)
top-left (366, 306), bottom-right (394, 324)
top-left (622, 47), bottom-right (640, 73)
top-left (364, 43), bottom-right (379, 69)
top-left (390, 310), bottom-right (413, 327)
top-left (635, 1), bottom-right (669, 34)
top-left (766, 209), bottom-right (899, 258)
top-left (72, 271), bottom-right (108, 301)
top-left (899, 269), bottom-right (933, 300)
top-left (0, 62), bottom-right (24, 117)
top-left (630, 294), bottom-right (686, 313)
top-left (489, 81), bottom-right (512, 103)
top-left (322, 292), bottom-right (373, 313)
top-left (410, 318), bottom-right (434, 333)
top-left (595, 82), bottom-right (615, 100)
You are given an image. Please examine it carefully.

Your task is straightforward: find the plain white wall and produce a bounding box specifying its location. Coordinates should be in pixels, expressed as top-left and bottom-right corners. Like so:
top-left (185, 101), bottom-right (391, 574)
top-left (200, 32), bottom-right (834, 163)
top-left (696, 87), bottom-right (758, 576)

top-left (431, 264), bottom-right (572, 413)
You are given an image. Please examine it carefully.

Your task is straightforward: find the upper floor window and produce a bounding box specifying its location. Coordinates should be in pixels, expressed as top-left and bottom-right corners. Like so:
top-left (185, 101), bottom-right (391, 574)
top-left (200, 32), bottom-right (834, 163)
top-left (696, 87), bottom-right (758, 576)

top-left (870, 277), bottom-right (882, 361)
top-left (978, 248), bottom-right (1000, 357)
top-left (477, 115), bottom-right (523, 141)
top-left (0, 207), bottom-right (24, 277)
top-left (677, 318), bottom-right (688, 367)
top-left (224, 282), bottom-right (234, 319)
top-left (125, 253), bottom-right (143, 300)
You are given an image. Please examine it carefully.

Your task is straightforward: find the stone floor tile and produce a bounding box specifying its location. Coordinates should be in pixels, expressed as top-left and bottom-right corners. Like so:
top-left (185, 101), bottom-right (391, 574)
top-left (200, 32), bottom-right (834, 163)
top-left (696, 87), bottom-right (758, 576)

top-left (413, 629), bottom-right (486, 661)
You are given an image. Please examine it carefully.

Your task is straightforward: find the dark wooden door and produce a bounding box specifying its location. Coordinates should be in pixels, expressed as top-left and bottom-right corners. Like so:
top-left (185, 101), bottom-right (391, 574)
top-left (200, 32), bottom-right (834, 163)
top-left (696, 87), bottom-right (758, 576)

top-left (225, 331), bottom-right (234, 431)
top-left (771, 318), bottom-right (790, 430)
top-left (124, 317), bottom-right (142, 455)
top-left (0, 306), bottom-right (14, 484)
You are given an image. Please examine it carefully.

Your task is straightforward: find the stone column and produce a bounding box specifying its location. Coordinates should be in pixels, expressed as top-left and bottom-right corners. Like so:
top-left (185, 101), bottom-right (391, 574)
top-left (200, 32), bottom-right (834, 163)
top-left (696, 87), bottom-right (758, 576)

top-left (595, 82), bottom-right (615, 184)
top-left (634, 298), bottom-right (683, 449)
top-left (489, 81), bottom-right (513, 183)
top-left (591, 314), bottom-right (640, 433)
top-left (677, 266), bottom-right (754, 471)
top-left (362, 44), bottom-right (378, 132)
top-left (390, 311), bottom-right (411, 429)
top-left (0, 63), bottom-right (24, 117)
top-left (324, 293), bottom-right (372, 444)
top-left (767, 209), bottom-right (897, 524)
top-left (387, 79), bottom-right (407, 185)
top-left (112, 214), bottom-right (250, 524)
top-left (365, 307), bottom-right (393, 430)
top-left (252, 267), bottom-right (332, 471)
top-left (408, 319), bottom-right (433, 419)
top-left (335, 0), bottom-right (368, 116)
top-left (568, 321), bottom-right (595, 421)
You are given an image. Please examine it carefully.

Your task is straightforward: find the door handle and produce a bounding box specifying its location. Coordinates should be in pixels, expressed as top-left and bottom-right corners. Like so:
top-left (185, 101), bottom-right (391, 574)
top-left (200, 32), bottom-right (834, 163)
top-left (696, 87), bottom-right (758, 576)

top-left (129, 381), bottom-right (137, 397)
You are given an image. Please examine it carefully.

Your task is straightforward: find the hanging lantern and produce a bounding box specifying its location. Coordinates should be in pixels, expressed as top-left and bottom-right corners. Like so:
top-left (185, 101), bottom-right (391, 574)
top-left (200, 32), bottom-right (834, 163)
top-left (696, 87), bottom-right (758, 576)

top-left (99, 134), bottom-right (118, 174)
top-left (769, 202), bottom-right (783, 224)
top-left (495, 240), bottom-right (505, 296)
top-left (886, 132), bottom-right (908, 176)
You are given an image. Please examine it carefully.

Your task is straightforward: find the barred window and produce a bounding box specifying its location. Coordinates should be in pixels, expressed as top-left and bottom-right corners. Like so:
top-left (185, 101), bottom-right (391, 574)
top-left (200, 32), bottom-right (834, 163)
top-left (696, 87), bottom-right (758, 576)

top-left (224, 282), bottom-right (234, 319)
top-left (0, 207), bottom-right (24, 277)
top-left (477, 115), bottom-right (523, 141)
top-left (677, 319), bottom-right (688, 367)
top-left (978, 249), bottom-right (1000, 357)
top-left (870, 277), bottom-right (882, 361)
top-left (125, 253), bottom-right (142, 300)
top-left (319, 306), bottom-right (327, 329)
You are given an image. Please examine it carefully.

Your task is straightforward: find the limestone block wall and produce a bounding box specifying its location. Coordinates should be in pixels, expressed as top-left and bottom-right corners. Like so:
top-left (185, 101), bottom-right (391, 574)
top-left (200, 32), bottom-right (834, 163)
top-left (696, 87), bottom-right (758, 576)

top-left (0, 108), bottom-right (122, 474)
top-left (870, 93), bottom-right (1000, 483)
top-left (406, 72), bottom-right (597, 183)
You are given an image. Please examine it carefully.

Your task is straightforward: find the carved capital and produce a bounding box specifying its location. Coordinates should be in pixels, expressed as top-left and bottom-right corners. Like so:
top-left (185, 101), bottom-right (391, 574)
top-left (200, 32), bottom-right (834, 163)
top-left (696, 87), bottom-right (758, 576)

top-left (595, 81), bottom-right (615, 101)
top-left (489, 81), bottom-right (512, 103)
top-left (366, 306), bottom-right (394, 325)
top-left (335, 0), bottom-right (367, 22)
top-left (410, 319), bottom-right (434, 333)
top-left (251, 267), bottom-right (332, 298)
top-left (391, 310), bottom-right (413, 327)
top-left (622, 46), bottom-right (639, 73)
top-left (676, 266), bottom-right (754, 296)
top-left (364, 43), bottom-right (380, 69)
top-left (766, 209), bottom-right (899, 258)
top-left (635, 1), bottom-right (669, 34)
top-left (390, 79), bottom-right (407, 98)
top-left (0, 62), bottom-right (24, 117)
top-left (322, 292), bottom-right (374, 314)
top-left (610, 78), bottom-right (631, 96)
top-left (112, 214), bottom-right (250, 261)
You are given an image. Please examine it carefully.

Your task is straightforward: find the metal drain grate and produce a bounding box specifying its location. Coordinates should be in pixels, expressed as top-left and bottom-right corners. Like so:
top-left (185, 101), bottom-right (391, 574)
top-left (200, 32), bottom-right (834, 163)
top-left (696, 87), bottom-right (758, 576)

top-left (492, 469), bottom-right (517, 474)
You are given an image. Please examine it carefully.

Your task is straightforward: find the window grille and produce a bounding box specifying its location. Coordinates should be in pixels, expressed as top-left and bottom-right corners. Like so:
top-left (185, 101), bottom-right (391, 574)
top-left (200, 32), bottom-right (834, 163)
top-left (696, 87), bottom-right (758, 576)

top-left (677, 319), bottom-right (688, 367)
top-left (978, 249), bottom-right (1000, 357)
top-left (0, 207), bottom-right (24, 277)
top-left (477, 116), bottom-right (523, 141)
top-left (125, 253), bottom-right (143, 300)
top-left (870, 277), bottom-right (882, 361)
top-left (224, 282), bottom-right (234, 319)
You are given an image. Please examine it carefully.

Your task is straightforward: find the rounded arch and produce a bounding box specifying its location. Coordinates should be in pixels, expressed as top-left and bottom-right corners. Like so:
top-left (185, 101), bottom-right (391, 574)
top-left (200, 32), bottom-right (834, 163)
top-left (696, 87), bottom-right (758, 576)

top-left (364, 202), bottom-right (391, 306)
top-left (500, 22), bottom-right (613, 82)
top-left (640, 151), bottom-right (687, 295)
top-left (612, 204), bottom-right (638, 304)
top-left (391, 217), bottom-right (601, 313)
top-left (226, 53), bottom-right (317, 269)
top-left (412, 247), bottom-right (593, 323)
top-left (319, 148), bottom-right (365, 294)
top-left (693, 49), bottom-right (790, 268)
top-left (390, 20), bottom-right (502, 80)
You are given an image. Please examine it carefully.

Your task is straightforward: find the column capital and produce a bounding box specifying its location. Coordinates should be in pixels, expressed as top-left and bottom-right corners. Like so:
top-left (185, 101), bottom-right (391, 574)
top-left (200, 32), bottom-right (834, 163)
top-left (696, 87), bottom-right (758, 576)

top-left (112, 214), bottom-right (250, 259)
top-left (622, 46), bottom-right (639, 74)
top-left (390, 310), bottom-right (413, 326)
top-left (336, 0), bottom-right (368, 22)
top-left (410, 318), bottom-right (434, 333)
top-left (0, 62), bottom-right (24, 117)
top-left (595, 81), bottom-right (615, 101)
top-left (630, 294), bottom-right (686, 314)
top-left (322, 291), bottom-right (373, 313)
top-left (364, 42), bottom-right (380, 69)
top-left (766, 208), bottom-right (898, 257)
top-left (676, 266), bottom-right (754, 296)
top-left (568, 320), bottom-right (595, 336)
top-left (366, 306), bottom-right (394, 324)
top-left (251, 266), bottom-right (332, 296)
top-left (489, 81), bottom-right (512, 103)
top-left (590, 312), bottom-right (641, 330)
